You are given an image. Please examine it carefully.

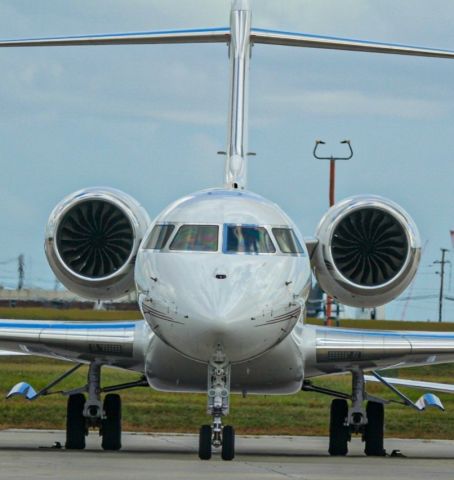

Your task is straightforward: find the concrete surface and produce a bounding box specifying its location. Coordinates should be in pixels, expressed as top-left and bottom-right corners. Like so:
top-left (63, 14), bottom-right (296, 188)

top-left (1, 430), bottom-right (454, 479)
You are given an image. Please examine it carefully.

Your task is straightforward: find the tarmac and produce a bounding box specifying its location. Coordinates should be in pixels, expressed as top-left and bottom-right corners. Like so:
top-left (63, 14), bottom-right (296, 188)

top-left (1, 430), bottom-right (454, 480)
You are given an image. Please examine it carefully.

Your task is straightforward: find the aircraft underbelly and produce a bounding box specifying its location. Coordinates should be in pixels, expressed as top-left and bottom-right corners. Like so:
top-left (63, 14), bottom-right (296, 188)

top-left (145, 334), bottom-right (304, 394)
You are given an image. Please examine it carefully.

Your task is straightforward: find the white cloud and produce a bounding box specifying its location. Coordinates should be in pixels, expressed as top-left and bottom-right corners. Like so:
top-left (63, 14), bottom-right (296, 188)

top-left (262, 89), bottom-right (449, 120)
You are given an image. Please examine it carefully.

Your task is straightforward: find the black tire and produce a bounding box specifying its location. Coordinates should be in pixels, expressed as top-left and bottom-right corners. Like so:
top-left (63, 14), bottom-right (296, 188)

top-left (328, 399), bottom-right (349, 456)
top-left (66, 393), bottom-right (86, 450)
top-left (364, 401), bottom-right (386, 456)
top-left (221, 425), bottom-right (235, 461)
top-left (101, 394), bottom-right (122, 451)
top-left (198, 425), bottom-right (212, 460)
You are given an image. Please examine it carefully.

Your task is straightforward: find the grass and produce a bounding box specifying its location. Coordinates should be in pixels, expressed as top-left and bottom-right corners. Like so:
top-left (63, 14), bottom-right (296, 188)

top-left (1, 307), bottom-right (454, 438)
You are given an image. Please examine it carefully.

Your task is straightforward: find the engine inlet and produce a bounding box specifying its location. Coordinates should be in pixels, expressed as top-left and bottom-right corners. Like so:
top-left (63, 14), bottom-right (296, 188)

top-left (56, 200), bottom-right (134, 278)
top-left (331, 208), bottom-right (408, 287)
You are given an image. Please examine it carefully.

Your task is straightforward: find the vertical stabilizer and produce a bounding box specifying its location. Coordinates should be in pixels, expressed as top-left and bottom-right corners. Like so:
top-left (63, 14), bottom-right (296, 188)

top-left (225, 0), bottom-right (251, 189)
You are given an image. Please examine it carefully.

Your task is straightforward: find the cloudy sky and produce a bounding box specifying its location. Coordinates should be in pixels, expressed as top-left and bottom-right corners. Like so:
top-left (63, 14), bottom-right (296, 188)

top-left (0, 0), bottom-right (453, 321)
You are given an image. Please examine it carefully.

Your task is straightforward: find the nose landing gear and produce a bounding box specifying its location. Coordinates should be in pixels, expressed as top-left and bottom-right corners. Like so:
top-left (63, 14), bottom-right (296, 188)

top-left (198, 356), bottom-right (235, 460)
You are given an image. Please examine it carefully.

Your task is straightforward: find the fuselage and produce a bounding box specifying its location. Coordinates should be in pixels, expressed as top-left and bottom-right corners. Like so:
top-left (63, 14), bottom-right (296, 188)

top-left (135, 188), bottom-right (311, 374)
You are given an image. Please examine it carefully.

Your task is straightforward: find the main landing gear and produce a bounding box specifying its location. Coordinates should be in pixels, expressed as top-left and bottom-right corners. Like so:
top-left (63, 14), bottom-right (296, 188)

top-left (328, 398), bottom-right (385, 456)
top-left (65, 362), bottom-right (122, 451)
top-left (328, 370), bottom-right (385, 457)
top-left (66, 392), bottom-right (122, 450)
top-left (198, 354), bottom-right (235, 461)
top-left (14, 361), bottom-right (144, 452)
top-left (7, 361), bottom-right (148, 451)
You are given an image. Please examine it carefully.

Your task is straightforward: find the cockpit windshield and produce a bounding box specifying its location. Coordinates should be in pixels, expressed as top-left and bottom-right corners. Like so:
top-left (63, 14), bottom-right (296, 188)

top-left (144, 222), bottom-right (303, 255)
top-left (144, 224), bottom-right (175, 250)
top-left (272, 228), bottom-right (304, 254)
top-left (225, 225), bottom-right (275, 254)
top-left (170, 225), bottom-right (218, 252)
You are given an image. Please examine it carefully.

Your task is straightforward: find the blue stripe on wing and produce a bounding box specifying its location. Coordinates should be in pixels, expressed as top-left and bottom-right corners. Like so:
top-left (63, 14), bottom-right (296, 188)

top-left (0, 321), bottom-right (136, 330)
top-left (317, 327), bottom-right (454, 340)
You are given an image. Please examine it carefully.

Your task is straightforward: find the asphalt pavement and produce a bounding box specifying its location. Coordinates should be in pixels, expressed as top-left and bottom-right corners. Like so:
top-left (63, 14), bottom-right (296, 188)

top-left (1, 430), bottom-right (454, 480)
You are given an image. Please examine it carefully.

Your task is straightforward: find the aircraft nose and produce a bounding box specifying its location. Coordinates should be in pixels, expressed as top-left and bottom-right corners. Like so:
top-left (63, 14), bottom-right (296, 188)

top-left (139, 252), bottom-right (305, 363)
top-left (180, 263), bottom-right (300, 362)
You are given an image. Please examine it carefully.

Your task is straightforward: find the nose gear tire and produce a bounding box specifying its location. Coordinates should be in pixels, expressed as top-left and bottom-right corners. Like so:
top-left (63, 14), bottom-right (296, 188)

top-left (221, 425), bottom-right (235, 460)
top-left (199, 425), bottom-right (212, 460)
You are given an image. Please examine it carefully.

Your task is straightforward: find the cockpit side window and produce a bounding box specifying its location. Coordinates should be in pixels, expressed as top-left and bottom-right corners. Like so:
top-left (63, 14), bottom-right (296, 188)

top-left (225, 225), bottom-right (276, 254)
top-left (144, 224), bottom-right (175, 250)
top-left (170, 225), bottom-right (219, 252)
top-left (272, 228), bottom-right (304, 254)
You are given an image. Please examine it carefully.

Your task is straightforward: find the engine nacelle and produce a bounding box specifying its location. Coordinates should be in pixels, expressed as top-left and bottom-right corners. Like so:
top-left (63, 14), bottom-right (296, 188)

top-left (312, 195), bottom-right (421, 308)
top-left (45, 187), bottom-right (150, 300)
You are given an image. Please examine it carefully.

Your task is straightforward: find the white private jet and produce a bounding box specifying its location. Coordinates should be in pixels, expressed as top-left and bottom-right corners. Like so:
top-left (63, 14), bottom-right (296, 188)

top-left (2, 0), bottom-right (454, 460)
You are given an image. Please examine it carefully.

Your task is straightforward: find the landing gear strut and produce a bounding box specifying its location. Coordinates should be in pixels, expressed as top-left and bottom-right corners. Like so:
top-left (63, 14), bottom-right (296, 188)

top-left (198, 354), bottom-right (235, 461)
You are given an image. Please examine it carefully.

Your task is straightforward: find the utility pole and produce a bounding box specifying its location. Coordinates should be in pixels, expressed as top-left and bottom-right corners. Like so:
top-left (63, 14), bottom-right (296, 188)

top-left (434, 248), bottom-right (450, 322)
top-left (313, 140), bottom-right (353, 326)
top-left (17, 254), bottom-right (24, 291)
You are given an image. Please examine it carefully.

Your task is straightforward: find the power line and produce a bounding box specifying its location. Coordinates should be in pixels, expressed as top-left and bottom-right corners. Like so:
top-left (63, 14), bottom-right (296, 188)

top-left (434, 248), bottom-right (451, 322)
top-left (396, 294), bottom-right (438, 302)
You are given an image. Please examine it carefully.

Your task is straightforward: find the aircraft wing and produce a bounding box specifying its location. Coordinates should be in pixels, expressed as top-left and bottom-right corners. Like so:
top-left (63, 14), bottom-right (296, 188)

top-left (364, 375), bottom-right (454, 395)
top-left (0, 319), bottom-right (151, 372)
top-left (306, 324), bottom-right (454, 376)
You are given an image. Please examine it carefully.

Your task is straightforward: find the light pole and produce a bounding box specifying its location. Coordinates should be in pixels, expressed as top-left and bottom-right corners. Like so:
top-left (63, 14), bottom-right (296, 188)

top-left (313, 139), bottom-right (353, 207)
top-left (313, 139), bottom-right (353, 326)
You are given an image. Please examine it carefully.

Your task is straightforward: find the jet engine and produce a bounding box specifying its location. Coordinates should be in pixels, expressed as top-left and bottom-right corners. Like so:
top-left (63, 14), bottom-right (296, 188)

top-left (45, 187), bottom-right (150, 300)
top-left (312, 195), bottom-right (421, 308)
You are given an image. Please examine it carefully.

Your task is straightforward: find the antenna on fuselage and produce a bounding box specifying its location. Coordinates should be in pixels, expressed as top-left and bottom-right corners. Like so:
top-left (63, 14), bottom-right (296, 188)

top-left (224, 0), bottom-right (251, 190)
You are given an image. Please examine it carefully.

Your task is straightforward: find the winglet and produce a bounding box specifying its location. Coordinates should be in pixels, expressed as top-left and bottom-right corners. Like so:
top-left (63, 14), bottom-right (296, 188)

top-left (6, 382), bottom-right (38, 401)
top-left (415, 393), bottom-right (445, 412)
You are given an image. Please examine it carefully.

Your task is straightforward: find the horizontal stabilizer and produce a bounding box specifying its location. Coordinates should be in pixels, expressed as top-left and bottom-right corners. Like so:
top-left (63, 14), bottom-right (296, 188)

top-left (0, 27), bottom-right (230, 48)
top-left (6, 382), bottom-right (38, 401)
top-left (251, 28), bottom-right (454, 59)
